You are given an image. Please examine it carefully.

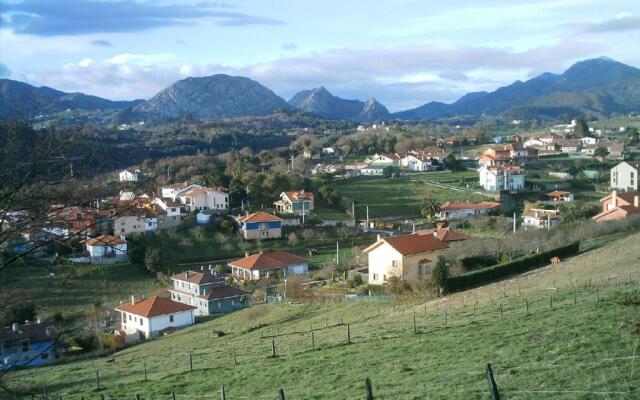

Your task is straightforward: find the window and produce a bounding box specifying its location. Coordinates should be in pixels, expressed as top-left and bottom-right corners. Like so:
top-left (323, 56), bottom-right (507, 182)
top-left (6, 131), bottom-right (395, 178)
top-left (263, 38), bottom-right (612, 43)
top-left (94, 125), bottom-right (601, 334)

top-left (372, 273), bottom-right (379, 281)
top-left (392, 260), bottom-right (400, 268)
top-left (169, 315), bottom-right (174, 322)
top-left (139, 318), bottom-right (143, 326)
top-left (383, 274), bottom-right (387, 282)
top-left (128, 314), bottom-right (132, 321)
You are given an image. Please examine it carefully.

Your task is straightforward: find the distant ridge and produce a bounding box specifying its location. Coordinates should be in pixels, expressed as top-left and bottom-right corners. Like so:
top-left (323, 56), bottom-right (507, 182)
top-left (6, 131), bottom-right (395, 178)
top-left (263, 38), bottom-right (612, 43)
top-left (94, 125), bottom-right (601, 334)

top-left (288, 87), bottom-right (389, 122)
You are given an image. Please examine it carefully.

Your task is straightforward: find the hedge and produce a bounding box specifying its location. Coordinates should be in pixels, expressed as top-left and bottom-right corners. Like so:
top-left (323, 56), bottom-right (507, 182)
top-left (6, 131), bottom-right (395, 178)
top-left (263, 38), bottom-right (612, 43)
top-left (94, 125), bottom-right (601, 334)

top-left (446, 241), bottom-right (581, 293)
top-left (460, 255), bottom-right (498, 271)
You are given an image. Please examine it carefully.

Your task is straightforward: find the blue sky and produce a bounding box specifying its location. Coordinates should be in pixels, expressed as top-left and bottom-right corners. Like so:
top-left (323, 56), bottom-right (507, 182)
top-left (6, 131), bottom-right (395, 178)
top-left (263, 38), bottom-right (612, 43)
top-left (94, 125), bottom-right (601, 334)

top-left (1, 0), bottom-right (639, 111)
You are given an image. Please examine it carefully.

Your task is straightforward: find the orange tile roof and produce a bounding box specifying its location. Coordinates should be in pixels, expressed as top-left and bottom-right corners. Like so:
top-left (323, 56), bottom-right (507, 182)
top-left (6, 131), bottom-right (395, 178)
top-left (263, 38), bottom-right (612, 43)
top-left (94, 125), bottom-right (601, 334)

top-left (86, 235), bottom-right (126, 246)
top-left (236, 212), bottom-right (283, 223)
top-left (171, 269), bottom-right (225, 285)
top-left (115, 296), bottom-right (196, 317)
top-left (365, 233), bottom-right (447, 256)
top-left (546, 191), bottom-right (571, 197)
top-left (229, 251), bottom-right (308, 271)
top-left (284, 190), bottom-right (314, 201)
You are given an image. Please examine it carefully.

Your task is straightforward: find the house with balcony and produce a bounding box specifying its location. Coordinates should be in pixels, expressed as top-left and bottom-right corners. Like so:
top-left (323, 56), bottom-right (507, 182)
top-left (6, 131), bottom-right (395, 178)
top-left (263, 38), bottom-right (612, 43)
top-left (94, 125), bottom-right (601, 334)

top-left (522, 208), bottom-right (560, 229)
top-left (234, 212), bottom-right (283, 239)
top-left (274, 190), bottom-right (314, 216)
top-left (479, 165), bottom-right (525, 192)
top-left (169, 267), bottom-right (248, 315)
top-left (85, 235), bottom-right (127, 264)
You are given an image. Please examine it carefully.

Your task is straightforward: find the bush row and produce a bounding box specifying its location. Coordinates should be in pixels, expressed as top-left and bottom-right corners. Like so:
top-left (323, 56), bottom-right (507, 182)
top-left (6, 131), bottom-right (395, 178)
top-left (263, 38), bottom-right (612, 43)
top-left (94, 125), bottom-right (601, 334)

top-left (446, 241), bottom-right (581, 292)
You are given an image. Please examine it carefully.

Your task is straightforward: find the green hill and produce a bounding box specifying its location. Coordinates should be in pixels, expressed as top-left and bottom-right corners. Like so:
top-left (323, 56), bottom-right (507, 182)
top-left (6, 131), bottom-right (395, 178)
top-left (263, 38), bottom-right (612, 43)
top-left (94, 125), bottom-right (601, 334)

top-left (6, 232), bottom-right (640, 399)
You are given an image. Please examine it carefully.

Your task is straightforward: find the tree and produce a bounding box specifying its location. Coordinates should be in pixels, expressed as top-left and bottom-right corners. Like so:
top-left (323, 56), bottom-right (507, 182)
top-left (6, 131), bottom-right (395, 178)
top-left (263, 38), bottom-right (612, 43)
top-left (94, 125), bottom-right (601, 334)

top-left (572, 118), bottom-right (589, 138)
top-left (593, 146), bottom-right (609, 161)
top-left (1, 304), bottom-right (37, 326)
top-left (421, 198), bottom-right (442, 221)
top-left (144, 248), bottom-right (162, 274)
top-left (431, 256), bottom-right (449, 294)
top-left (127, 234), bottom-right (146, 266)
top-left (444, 153), bottom-right (460, 171)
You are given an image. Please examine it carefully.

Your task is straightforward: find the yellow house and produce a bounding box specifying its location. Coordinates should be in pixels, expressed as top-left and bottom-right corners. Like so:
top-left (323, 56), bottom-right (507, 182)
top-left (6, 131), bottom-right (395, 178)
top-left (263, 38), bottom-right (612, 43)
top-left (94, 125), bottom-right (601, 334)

top-left (363, 233), bottom-right (447, 285)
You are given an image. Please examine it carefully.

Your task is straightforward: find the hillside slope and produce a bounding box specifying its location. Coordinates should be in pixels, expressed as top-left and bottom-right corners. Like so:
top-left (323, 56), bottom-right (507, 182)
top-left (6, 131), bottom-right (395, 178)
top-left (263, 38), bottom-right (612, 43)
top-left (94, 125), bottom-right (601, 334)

top-left (289, 87), bottom-right (390, 122)
top-left (7, 232), bottom-right (640, 399)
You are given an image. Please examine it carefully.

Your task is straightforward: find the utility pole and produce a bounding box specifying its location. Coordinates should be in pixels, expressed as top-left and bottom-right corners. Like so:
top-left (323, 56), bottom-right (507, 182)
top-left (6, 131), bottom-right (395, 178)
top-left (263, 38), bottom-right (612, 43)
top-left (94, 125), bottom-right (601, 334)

top-left (513, 212), bottom-right (516, 233)
top-left (336, 242), bottom-right (340, 265)
top-left (366, 205), bottom-right (370, 231)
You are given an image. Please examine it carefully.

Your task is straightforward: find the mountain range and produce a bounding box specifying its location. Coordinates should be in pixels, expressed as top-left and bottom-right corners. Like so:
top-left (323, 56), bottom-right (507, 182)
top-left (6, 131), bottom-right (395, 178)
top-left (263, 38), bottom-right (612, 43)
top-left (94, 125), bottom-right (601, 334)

top-left (1, 57), bottom-right (639, 122)
top-left (0, 79), bottom-right (143, 119)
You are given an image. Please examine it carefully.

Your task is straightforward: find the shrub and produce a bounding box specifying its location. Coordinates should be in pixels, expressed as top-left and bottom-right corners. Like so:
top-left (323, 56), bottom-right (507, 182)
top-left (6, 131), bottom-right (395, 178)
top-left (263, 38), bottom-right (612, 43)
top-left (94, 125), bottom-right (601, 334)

top-left (446, 241), bottom-right (580, 292)
top-left (431, 256), bottom-right (449, 294)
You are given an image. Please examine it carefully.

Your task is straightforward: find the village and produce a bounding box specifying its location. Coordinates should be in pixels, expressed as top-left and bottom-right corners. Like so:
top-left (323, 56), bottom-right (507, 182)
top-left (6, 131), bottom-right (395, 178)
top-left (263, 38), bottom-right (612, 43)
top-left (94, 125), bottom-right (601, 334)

top-left (2, 116), bottom-right (640, 373)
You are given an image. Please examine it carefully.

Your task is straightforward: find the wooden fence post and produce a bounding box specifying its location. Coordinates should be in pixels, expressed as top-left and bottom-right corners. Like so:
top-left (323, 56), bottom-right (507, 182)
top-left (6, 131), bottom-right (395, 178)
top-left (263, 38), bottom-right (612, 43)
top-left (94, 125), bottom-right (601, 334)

top-left (220, 384), bottom-right (226, 400)
top-left (485, 363), bottom-right (501, 400)
top-left (444, 310), bottom-right (448, 327)
top-left (365, 377), bottom-right (374, 400)
top-left (272, 339), bottom-right (276, 357)
top-left (473, 303), bottom-right (476, 317)
top-left (311, 331), bottom-right (315, 350)
top-left (143, 360), bottom-right (148, 381)
top-left (95, 370), bottom-right (100, 389)
top-left (232, 346), bottom-right (238, 366)
top-left (172, 390), bottom-right (176, 400)
top-left (499, 303), bottom-right (503, 320)
top-left (413, 314), bottom-right (417, 334)
top-left (278, 388), bottom-right (286, 400)
top-left (347, 324), bottom-right (351, 344)
top-left (597, 287), bottom-right (600, 302)
top-left (43, 382), bottom-right (48, 399)
top-left (573, 290), bottom-right (577, 305)
top-left (550, 295), bottom-right (553, 309)
top-left (525, 299), bottom-right (529, 314)
top-left (189, 352), bottom-right (193, 371)
top-left (136, 394), bottom-right (141, 400)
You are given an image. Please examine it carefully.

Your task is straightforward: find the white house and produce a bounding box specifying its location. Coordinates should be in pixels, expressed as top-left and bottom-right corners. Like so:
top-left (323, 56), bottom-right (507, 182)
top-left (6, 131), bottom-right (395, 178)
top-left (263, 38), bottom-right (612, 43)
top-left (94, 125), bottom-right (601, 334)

top-left (580, 137), bottom-right (598, 146)
top-left (479, 165), bottom-right (526, 192)
top-left (177, 187), bottom-right (229, 213)
top-left (545, 191), bottom-right (574, 205)
top-left (85, 235), bottom-right (127, 264)
top-left (229, 251), bottom-right (308, 281)
top-left (522, 209), bottom-right (560, 229)
top-left (119, 169), bottom-right (141, 182)
top-left (115, 296), bottom-right (196, 342)
top-left (437, 201), bottom-right (501, 220)
top-left (365, 153), bottom-right (402, 167)
top-left (363, 233), bottom-right (447, 285)
top-left (153, 197), bottom-right (182, 218)
top-left (321, 147), bottom-right (335, 156)
top-left (610, 161), bottom-right (639, 192)
top-left (401, 154), bottom-right (433, 171)
top-left (160, 182), bottom-right (202, 200)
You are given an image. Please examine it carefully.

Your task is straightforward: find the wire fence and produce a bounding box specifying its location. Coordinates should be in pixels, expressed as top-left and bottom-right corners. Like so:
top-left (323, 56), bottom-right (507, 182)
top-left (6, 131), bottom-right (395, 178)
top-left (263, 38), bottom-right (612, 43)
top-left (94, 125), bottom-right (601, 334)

top-left (8, 271), bottom-right (640, 400)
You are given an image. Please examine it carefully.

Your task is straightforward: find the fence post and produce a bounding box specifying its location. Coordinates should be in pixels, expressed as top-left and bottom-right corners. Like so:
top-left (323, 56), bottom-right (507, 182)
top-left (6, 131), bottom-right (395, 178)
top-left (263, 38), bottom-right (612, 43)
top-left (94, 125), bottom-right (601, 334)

top-left (95, 370), bottom-right (100, 389)
top-left (485, 363), bottom-right (501, 400)
top-left (525, 299), bottom-right (529, 314)
top-left (573, 290), bottom-right (577, 305)
top-left (172, 390), bottom-right (176, 400)
top-left (499, 303), bottom-right (503, 320)
top-left (473, 303), bottom-right (476, 317)
top-left (413, 314), bottom-right (417, 334)
top-left (189, 352), bottom-right (193, 371)
top-left (347, 324), bottom-right (351, 344)
top-left (143, 360), bottom-right (148, 381)
top-left (232, 346), bottom-right (238, 366)
top-left (597, 287), bottom-right (600, 302)
top-left (311, 331), bottom-right (315, 350)
top-left (272, 338), bottom-right (276, 357)
top-left (278, 388), bottom-right (286, 400)
top-left (550, 295), bottom-right (553, 309)
top-left (136, 394), bottom-right (141, 400)
top-left (444, 310), bottom-right (448, 327)
top-left (101, 395), bottom-right (105, 400)
top-left (365, 377), bottom-right (374, 400)
top-left (43, 382), bottom-right (48, 399)
top-left (220, 384), bottom-right (226, 400)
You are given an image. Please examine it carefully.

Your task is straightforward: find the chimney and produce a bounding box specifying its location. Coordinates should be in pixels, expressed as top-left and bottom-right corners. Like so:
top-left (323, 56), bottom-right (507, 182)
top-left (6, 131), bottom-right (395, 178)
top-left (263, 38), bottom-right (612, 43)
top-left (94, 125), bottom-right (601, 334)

top-left (377, 234), bottom-right (382, 241)
top-left (130, 295), bottom-right (135, 305)
top-left (12, 323), bottom-right (19, 332)
top-left (612, 191), bottom-right (617, 207)
top-left (186, 270), bottom-right (190, 278)
top-left (45, 327), bottom-right (52, 337)
top-left (245, 251), bottom-right (249, 258)
top-left (635, 195), bottom-right (639, 208)
top-left (200, 265), bottom-right (204, 271)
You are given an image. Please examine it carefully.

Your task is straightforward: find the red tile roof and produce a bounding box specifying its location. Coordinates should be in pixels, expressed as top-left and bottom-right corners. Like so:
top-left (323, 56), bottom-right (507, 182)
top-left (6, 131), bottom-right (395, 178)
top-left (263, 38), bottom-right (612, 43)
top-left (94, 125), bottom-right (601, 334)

top-left (284, 190), bottom-right (314, 201)
top-left (86, 235), bottom-right (126, 246)
top-left (229, 251), bottom-right (308, 271)
top-left (365, 233), bottom-right (447, 256)
top-left (236, 212), bottom-right (283, 223)
top-left (200, 285), bottom-right (249, 300)
top-left (115, 296), bottom-right (196, 317)
top-left (171, 269), bottom-right (225, 285)
top-left (546, 191), bottom-right (571, 197)
top-left (418, 228), bottom-right (469, 243)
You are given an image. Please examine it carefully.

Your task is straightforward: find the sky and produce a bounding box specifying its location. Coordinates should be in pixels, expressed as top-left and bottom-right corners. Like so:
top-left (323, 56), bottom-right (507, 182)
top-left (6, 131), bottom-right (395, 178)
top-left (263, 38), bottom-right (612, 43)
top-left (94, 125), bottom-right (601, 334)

top-left (1, 0), bottom-right (640, 111)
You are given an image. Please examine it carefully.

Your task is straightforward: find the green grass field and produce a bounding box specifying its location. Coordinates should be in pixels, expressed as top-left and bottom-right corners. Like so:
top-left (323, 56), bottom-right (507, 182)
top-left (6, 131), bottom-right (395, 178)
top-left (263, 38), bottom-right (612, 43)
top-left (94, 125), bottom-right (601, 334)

top-left (7, 231), bottom-right (640, 399)
top-left (335, 174), bottom-right (490, 219)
